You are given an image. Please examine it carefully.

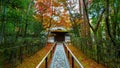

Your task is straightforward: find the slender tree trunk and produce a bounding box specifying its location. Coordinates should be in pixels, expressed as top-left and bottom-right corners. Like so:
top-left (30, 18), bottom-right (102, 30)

top-left (82, 0), bottom-right (90, 39)
top-left (105, 0), bottom-right (115, 45)
top-left (1, 0), bottom-right (7, 44)
top-left (15, 20), bottom-right (21, 41)
top-left (94, 30), bottom-right (102, 63)
top-left (112, 2), bottom-right (118, 39)
top-left (82, 0), bottom-right (94, 31)
top-left (78, 0), bottom-right (81, 14)
top-left (24, 0), bottom-right (33, 37)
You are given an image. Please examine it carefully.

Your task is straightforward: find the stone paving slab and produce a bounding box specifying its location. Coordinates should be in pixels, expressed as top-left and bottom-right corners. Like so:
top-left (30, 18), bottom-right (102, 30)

top-left (50, 43), bottom-right (70, 68)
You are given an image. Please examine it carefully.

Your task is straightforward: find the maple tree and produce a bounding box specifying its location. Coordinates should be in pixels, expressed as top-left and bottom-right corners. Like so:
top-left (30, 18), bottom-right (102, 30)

top-left (34, 0), bottom-right (73, 31)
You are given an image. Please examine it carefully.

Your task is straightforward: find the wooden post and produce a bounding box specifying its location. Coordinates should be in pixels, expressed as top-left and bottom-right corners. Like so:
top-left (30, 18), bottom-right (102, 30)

top-left (45, 57), bottom-right (48, 68)
top-left (50, 50), bottom-right (52, 58)
top-left (72, 56), bottom-right (74, 68)
top-left (65, 46), bottom-right (66, 53)
top-left (19, 46), bottom-right (23, 63)
top-left (68, 51), bottom-right (69, 59)
top-left (53, 45), bottom-right (55, 53)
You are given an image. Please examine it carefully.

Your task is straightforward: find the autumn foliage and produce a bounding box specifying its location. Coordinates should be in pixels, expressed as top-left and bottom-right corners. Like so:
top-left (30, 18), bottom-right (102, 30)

top-left (67, 44), bottom-right (105, 68)
top-left (17, 43), bottom-right (53, 68)
top-left (34, 0), bottom-right (73, 30)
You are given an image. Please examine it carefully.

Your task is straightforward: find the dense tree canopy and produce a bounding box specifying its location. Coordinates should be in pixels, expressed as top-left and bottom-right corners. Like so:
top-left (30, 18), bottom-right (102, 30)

top-left (0, 0), bottom-right (119, 68)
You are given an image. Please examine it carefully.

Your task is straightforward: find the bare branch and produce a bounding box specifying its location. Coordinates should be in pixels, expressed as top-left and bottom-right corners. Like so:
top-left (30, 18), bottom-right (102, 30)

top-left (94, 8), bottom-right (105, 32)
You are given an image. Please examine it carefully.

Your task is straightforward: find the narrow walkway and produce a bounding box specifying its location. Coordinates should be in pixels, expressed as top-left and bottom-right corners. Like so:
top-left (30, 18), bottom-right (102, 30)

top-left (50, 43), bottom-right (70, 68)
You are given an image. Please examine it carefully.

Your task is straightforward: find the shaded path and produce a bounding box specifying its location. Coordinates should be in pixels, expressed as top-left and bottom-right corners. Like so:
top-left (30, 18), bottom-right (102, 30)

top-left (50, 43), bottom-right (70, 68)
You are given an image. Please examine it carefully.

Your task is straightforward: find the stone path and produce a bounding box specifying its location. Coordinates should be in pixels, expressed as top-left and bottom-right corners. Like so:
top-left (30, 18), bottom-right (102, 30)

top-left (50, 43), bottom-right (70, 68)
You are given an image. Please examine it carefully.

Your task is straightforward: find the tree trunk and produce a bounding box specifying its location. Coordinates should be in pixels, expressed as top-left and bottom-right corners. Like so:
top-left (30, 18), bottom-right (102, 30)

top-left (24, 0), bottom-right (33, 37)
top-left (105, 0), bottom-right (116, 45)
top-left (1, 0), bottom-right (7, 44)
top-left (79, 0), bottom-right (82, 14)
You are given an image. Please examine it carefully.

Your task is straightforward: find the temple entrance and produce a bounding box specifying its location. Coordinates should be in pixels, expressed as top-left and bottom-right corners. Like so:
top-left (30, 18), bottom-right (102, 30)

top-left (51, 32), bottom-right (68, 42)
